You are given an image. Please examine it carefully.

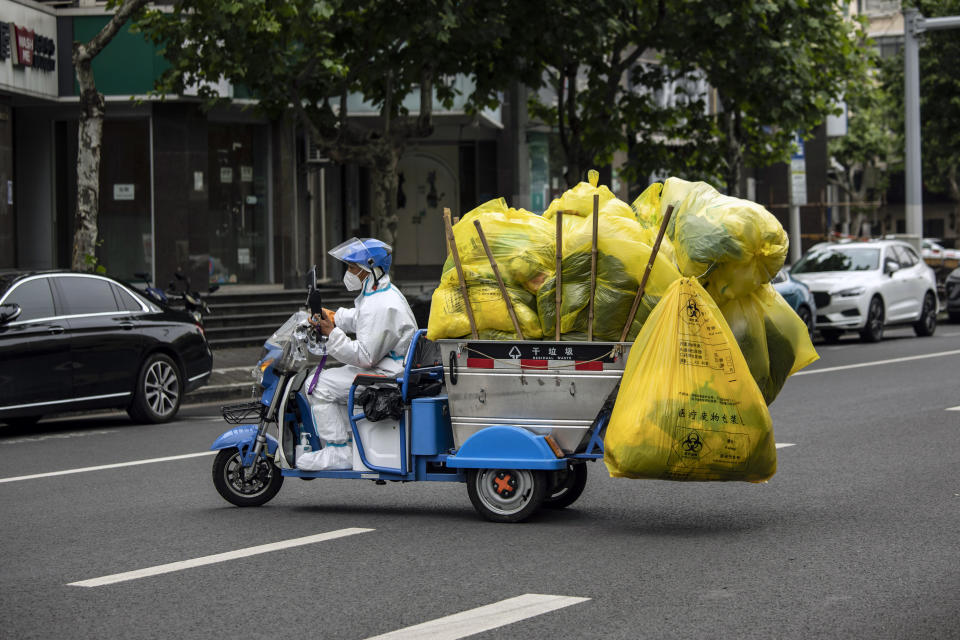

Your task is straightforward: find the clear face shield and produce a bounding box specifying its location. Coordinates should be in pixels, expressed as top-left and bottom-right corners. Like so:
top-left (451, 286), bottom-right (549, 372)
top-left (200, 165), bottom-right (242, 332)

top-left (328, 237), bottom-right (376, 272)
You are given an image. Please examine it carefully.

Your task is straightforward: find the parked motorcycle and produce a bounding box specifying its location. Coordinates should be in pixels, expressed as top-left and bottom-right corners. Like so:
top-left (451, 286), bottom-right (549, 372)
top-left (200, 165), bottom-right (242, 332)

top-left (167, 271), bottom-right (219, 325)
top-left (132, 272), bottom-right (169, 306)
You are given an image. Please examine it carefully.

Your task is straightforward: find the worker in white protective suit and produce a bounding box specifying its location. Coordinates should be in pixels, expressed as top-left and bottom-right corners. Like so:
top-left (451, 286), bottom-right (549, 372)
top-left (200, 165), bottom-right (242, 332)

top-left (295, 237), bottom-right (417, 471)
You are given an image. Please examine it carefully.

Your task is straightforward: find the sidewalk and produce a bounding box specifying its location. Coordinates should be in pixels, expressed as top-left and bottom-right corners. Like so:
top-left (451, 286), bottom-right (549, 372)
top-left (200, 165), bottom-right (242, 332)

top-left (183, 345), bottom-right (265, 406)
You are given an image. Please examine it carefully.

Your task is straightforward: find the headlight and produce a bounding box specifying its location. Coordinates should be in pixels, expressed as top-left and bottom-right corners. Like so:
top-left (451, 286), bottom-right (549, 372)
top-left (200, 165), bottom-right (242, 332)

top-left (836, 287), bottom-right (866, 297)
top-left (252, 358), bottom-right (273, 385)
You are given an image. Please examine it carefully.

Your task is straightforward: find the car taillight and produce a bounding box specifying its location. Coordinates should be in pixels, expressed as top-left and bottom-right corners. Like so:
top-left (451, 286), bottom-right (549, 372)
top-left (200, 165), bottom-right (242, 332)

top-left (196, 323), bottom-right (205, 338)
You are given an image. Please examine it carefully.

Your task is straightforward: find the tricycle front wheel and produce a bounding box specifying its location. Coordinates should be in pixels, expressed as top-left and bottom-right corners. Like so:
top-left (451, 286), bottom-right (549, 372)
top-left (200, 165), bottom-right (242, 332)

top-left (466, 468), bottom-right (547, 523)
top-left (212, 447), bottom-right (284, 507)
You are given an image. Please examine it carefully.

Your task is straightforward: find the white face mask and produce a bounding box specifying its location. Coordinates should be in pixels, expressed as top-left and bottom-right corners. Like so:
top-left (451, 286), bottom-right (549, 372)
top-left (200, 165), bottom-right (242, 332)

top-left (343, 270), bottom-right (364, 291)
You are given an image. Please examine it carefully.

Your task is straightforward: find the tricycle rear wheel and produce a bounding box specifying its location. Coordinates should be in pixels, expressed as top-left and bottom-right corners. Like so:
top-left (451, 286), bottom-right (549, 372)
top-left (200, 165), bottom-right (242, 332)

top-left (544, 462), bottom-right (588, 509)
top-left (467, 468), bottom-right (547, 523)
top-left (212, 447), bottom-right (284, 507)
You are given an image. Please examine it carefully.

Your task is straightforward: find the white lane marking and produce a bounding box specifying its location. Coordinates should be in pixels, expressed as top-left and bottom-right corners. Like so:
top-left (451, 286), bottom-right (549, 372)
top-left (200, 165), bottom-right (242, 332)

top-left (795, 348), bottom-right (960, 376)
top-left (195, 382), bottom-right (252, 393)
top-left (0, 451), bottom-right (216, 484)
top-left (363, 594), bottom-right (590, 640)
top-left (776, 443), bottom-right (795, 449)
top-left (0, 429), bottom-right (117, 445)
top-left (68, 528), bottom-right (374, 587)
top-left (946, 406), bottom-right (960, 411)
top-left (212, 365), bottom-right (254, 374)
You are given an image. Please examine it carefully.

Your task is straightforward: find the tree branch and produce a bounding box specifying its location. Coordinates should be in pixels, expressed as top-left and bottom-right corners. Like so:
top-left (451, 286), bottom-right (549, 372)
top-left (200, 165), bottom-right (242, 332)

top-left (74, 0), bottom-right (150, 64)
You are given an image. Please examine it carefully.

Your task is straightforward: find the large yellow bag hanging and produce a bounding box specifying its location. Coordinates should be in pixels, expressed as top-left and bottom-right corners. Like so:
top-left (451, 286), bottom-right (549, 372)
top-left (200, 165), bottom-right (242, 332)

top-left (719, 284), bottom-right (819, 406)
top-left (426, 199), bottom-right (553, 340)
top-left (604, 277), bottom-right (777, 482)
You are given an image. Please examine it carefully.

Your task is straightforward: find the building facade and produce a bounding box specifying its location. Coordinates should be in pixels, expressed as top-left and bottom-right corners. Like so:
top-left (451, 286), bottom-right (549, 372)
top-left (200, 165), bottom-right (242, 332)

top-left (1, 0), bottom-right (536, 290)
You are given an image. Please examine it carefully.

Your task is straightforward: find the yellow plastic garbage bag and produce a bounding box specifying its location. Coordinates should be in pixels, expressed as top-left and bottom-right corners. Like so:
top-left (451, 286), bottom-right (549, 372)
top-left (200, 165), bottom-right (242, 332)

top-left (426, 199), bottom-right (553, 340)
top-left (665, 181), bottom-right (788, 302)
top-left (632, 182), bottom-right (664, 229)
top-left (543, 169), bottom-right (634, 228)
top-left (604, 277), bottom-right (778, 482)
top-left (719, 284), bottom-right (819, 405)
top-left (537, 214), bottom-right (680, 341)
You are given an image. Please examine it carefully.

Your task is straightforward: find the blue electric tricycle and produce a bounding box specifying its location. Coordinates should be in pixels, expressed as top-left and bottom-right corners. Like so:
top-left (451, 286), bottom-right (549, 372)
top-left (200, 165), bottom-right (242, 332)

top-left (210, 279), bottom-right (627, 523)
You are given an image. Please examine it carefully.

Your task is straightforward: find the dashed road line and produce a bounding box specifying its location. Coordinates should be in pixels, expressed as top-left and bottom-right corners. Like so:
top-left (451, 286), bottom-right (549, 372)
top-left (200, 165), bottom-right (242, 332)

top-left (68, 528), bottom-right (374, 587)
top-left (795, 349), bottom-right (960, 376)
top-left (0, 429), bottom-right (117, 445)
top-left (775, 443), bottom-right (795, 449)
top-left (0, 451), bottom-right (217, 484)
top-left (362, 594), bottom-right (590, 640)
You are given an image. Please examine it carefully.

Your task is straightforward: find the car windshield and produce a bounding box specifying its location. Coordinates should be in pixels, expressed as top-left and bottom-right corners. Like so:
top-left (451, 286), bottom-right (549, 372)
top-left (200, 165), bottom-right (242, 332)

top-left (792, 248), bottom-right (881, 273)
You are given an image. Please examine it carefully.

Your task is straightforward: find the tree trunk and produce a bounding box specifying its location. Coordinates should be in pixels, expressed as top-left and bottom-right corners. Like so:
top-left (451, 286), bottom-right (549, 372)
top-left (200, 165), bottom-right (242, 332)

top-left (72, 58), bottom-right (104, 272)
top-left (722, 104), bottom-right (743, 197)
top-left (371, 147), bottom-right (400, 246)
top-left (69, 0), bottom-right (149, 272)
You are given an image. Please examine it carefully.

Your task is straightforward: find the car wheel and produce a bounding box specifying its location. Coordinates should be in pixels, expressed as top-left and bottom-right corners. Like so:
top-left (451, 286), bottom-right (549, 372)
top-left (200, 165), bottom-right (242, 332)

top-left (950, 311), bottom-right (960, 324)
top-left (128, 353), bottom-right (182, 424)
top-left (913, 292), bottom-right (937, 337)
top-left (820, 329), bottom-right (843, 344)
top-left (796, 305), bottom-right (815, 341)
top-left (859, 297), bottom-right (884, 343)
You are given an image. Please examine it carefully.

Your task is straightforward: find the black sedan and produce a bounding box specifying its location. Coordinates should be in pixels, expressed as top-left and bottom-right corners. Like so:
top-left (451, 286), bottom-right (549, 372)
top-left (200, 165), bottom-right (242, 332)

top-left (0, 270), bottom-right (212, 426)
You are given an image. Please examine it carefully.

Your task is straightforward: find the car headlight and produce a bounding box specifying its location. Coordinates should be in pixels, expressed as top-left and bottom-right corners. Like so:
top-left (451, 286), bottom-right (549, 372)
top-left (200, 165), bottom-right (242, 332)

top-left (836, 287), bottom-right (866, 297)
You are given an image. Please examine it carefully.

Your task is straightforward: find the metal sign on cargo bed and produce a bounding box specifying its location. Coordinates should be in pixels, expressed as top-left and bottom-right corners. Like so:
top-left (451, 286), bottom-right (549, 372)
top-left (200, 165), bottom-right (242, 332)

top-left (463, 342), bottom-right (619, 363)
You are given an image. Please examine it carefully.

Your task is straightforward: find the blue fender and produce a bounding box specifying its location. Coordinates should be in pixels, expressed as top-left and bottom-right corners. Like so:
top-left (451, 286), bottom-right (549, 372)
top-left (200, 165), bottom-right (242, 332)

top-left (445, 425), bottom-right (567, 470)
top-left (211, 425), bottom-right (278, 456)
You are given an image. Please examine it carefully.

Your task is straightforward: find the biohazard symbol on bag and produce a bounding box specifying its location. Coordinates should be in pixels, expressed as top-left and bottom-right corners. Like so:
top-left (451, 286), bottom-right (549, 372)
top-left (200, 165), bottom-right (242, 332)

top-left (604, 277), bottom-right (777, 483)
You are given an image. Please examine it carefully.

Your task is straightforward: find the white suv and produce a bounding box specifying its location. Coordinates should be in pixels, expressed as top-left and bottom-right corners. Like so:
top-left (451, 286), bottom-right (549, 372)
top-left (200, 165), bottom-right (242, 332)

top-left (790, 240), bottom-right (938, 343)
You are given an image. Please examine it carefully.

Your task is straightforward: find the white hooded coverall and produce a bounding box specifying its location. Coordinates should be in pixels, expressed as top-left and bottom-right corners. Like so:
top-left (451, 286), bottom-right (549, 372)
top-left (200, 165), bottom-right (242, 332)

top-left (296, 274), bottom-right (417, 470)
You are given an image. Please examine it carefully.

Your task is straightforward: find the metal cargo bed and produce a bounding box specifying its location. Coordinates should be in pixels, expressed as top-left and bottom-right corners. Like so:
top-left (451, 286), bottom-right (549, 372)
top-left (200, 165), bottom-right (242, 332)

top-left (437, 339), bottom-right (630, 453)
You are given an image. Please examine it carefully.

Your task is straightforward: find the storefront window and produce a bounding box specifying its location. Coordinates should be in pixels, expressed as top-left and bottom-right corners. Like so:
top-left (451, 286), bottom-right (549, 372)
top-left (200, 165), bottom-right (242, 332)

top-left (206, 123), bottom-right (269, 284)
top-left (98, 119), bottom-right (152, 279)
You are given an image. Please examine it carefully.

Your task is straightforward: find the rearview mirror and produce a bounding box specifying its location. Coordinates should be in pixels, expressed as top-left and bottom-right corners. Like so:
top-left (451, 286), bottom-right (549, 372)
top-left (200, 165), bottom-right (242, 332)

top-left (0, 303), bottom-right (22, 323)
top-left (885, 260), bottom-right (900, 275)
top-left (305, 265), bottom-right (323, 315)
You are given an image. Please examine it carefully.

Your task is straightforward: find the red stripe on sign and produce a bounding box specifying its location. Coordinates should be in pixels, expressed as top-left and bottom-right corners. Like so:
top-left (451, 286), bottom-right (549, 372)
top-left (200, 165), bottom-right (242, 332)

top-left (575, 361), bottom-right (603, 371)
top-left (466, 358), bottom-right (494, 369)
top-left (521, 359), bottom-right (549, 369)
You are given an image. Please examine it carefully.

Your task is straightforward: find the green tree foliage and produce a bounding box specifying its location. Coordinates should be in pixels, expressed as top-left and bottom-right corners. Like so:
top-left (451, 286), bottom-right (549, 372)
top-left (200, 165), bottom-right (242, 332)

top-left (662, 0), bottom-right (870, 196)
top-left (522, 0), bottom-right (681, 188)
top-left (521, 1), bottom-right (869, 196)
top-left (138, 0), bottom-right (527, 243)
top-left (884, 0), bottom-right (960, 219)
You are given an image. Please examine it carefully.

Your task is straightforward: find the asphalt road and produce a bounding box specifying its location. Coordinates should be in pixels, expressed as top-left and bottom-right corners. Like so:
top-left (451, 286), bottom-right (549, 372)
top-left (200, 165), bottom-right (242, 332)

top-left (1, 325), bottom-right (959, 639)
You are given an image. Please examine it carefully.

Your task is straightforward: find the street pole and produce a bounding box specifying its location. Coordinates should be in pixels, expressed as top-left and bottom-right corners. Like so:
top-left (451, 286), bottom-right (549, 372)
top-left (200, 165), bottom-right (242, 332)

top-left (903, 9), bottom-right (960, 239)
